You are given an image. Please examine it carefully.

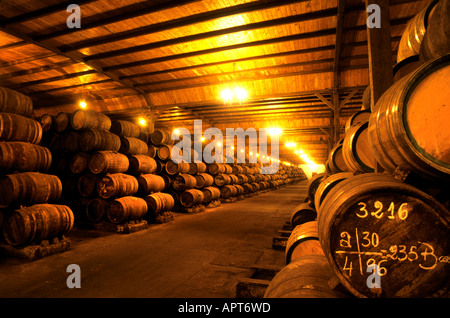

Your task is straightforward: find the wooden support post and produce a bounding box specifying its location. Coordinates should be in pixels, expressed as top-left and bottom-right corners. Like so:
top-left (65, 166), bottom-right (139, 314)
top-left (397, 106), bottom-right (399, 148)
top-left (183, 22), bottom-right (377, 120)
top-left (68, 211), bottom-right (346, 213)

top-left (365, 0), bottom-right (394, 106)
top-left (332, 90), bottom-right (341, 145)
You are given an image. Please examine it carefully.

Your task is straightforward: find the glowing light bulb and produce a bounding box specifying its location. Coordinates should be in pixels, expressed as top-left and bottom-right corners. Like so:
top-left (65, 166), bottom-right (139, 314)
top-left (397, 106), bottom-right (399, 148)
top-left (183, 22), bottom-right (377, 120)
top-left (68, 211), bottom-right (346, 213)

top-left (138, 117), bottom-right (147, 126)
top-left (79, 100), bottom-right (87, 109)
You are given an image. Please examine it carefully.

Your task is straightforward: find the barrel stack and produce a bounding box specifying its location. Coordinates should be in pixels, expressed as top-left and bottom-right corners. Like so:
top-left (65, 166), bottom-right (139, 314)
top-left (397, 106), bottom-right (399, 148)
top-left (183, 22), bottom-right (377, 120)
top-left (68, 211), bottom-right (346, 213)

top-left (0, 87), bottom-right (74, 259)
top-left (266, 7), bottom-right (450, 298)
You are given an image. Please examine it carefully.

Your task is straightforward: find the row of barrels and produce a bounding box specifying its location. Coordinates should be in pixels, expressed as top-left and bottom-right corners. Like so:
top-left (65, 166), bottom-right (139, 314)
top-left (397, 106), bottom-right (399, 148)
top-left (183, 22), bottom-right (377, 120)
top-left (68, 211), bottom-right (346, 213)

top-left (0, 87), bottom-right (75, 248)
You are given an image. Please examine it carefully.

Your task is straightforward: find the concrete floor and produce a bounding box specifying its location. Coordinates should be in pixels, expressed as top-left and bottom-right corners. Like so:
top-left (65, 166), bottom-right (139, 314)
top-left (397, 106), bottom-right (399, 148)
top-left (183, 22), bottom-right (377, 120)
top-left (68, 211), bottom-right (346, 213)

top-left (0, 181), bottom-right (308, 298)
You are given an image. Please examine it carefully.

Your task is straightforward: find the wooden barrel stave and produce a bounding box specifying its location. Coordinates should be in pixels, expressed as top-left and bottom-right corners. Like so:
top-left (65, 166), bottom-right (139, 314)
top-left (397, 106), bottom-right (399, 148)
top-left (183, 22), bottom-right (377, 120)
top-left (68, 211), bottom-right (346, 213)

top-left (0, 141), bottom-right (52, 172)
top-left (0, 87), bottom-right (33, 117)
top-left (0, 113), bottom-right (42, 144)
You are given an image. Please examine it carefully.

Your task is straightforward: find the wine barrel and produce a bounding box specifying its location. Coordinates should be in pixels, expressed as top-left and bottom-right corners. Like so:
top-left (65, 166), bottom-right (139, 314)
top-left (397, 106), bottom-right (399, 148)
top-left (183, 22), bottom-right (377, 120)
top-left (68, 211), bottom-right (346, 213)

top-left (180, 189), bottom-right (204, 208)
top-left (128, 155), bottom-right (157, 174)
top-left (69, 152), bottom-right (90, 174)
top-left (0, 87), bottom-right (33, 117)
top-left (220, 185), bottom-right (237, 199)
top-left (420, 0), bottom-right (450, 61)
top-left (0, 172), bottom-right (62, 208)
top-left (39, 114), bottom-right (54, 133)
top-left (318, 173), bottom-right (450, 298)
top-left (54, 112), bottom-right (71, 133)
top-left (3, 204), bottom-right (74, 246)
top-left (368, 53), bottom-right (450, 183)
top-left (78, 173), bottom-right (98, 197)
top-left (344, 110), bottom-right (371, 133)
top-left (397, 0), bottom-right (438, 63)
top-left (214, 173), bottom-right (231, 187)
top-left (80, 129), bottom-right (121, 152)
top-left (147, 145), bottom-right (157, 158)
top-left (160, 174), bottom-right (172, 191)
top-left (88, 151), bottom-right (129, 174)
top-left (172, 174), bottom-right (196, 191)
top-left (237, 174), bottom-right (249, 184)
top-left (85, 198), bottom-right (108, 223)
top-left (156, 144), bottom-right (172, 161)
top-left (342, 121), bottom-right (377, 173)
top-left (110, 120), bottom-right (140, 138)
top-left (289, 203), bottom-right (317, 228)
top-left (232, 165), bottom-right (244, 175)
top-left (0, 141), bottom-right (52, 172)
top-left (208, 163), bottom-right (225, 175)
top-left (62, 131), bottom-right (81, 153)
top-left (97, 173), bottom-right (138, 199)
top-left (285, 221), bottom-right (324, 265)
top-left (314, 172), bottom-right (354, 212)
top-left (327, 144), bottom-right (349, 174)
top-left (306, 173), bottom-right (325, 204)
top-left (106, 196), bottom-right (147, 224)
top-left (234, 184), bottom-right (244, 196)
top-left (137, 174), bottom-right (165, 195)
top-left (361, 85), bottom-right (371, 111)
top-left (144, 192), bottom-right (175, 214)
top-left (70, 109), bottom-right (111, 131)
top-left (263, 254), bottom-right (348, 298)
top-left (154, 160), bottom-right (165, 174)
top-left (119, 137), bottom-right (148, 155)
top-left (242, 183), bottom-right (253, 194)
top-left (150, 128), bottom-right (172, 145)
top-left (250, 182), bottom-right (260, 192)
top-left (165, 161), bottom-right (190, 175)
top-left (393, 55), bottom-right (423, 83)
top-left (0, 113), bottom-right (42, 144)
top-left (194, 173), bottom-right (214, 188)
top-left (188, 162), bottom-right (207, 174)
top-left (201, 186), bottom-right (221, 203)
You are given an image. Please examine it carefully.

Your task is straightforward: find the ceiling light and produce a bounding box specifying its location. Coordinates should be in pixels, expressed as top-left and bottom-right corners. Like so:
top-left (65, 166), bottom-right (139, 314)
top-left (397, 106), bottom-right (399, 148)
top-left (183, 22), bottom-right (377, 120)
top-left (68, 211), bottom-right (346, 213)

top-left (268, 128), bottom-right (282, 136)
top-left (138, 117), bottom-right (147, 126)
top-left (79, 99), bottom-right (87, 109)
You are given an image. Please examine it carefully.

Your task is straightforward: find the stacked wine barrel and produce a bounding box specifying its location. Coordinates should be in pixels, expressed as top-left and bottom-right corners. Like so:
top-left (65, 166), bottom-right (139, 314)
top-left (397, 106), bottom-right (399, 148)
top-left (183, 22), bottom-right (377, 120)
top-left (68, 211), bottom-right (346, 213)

top-left (0, 86), bottom-right (74, 248)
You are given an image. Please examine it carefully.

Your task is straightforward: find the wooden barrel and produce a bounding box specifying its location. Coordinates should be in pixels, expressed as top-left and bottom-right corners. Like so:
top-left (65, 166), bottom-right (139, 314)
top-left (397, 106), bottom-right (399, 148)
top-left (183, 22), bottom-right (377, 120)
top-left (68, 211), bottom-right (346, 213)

top-left (214, 173), bottom-right (231, 187)
top-left (188, 162), bottom-right (207, 174)
top-left (263, 254), bottom-right (349, 298)
top-left (39, 114), bottom-right (54, 133)
top-left (368, 53), bottom-right (450, 183)
top-left (285, 221), bottom-right (324, 265)
top-left (70, 109), bottom-right (111, 131)
top-left (342, 121), bottom-right (377, 173)
top-left (397, 0), bottom-right (438, 63)
top-left (306, 173), bottom-right (325, 204)
top-left (327, 144), bottom-right (349, 174)
top-left (201, 186), bottom-right (221, 203)
top-left (54, 112), bottom-right (71, 133)
top-left (154, 160), bottom-right (165, 174)
top-left (147, 145), bottom-right (157, 158)
top-left (78, 173), bottom-right (98, 197)
top-left (289, 203), bottom-right (317, 228)
top-left (237, 174), bottom-right (249, 184)
top-left (242, 183), bottom-right (253, 194)
top-left (119, 137), bottom-right (148, 155)
top-left (250, 182), bottom-right (260, 192)
top-left (80, 129), bottom-right (121, 152)
top-left (106, 196), bottom-right (147, 224)
top-left (160, 174), bottom-right (172, 191)
top-left (3, 204), bottom-right (74, 246)
top-left (0, 141), bottom-right (52, 172)
top-left (165, 161), bottom-right (190, 175)
top-left (393, 55), bottom-right (423, 83)
top-left (88, 151), bottom-right (129, 174)
top-left (314, 172), bottom-right (354, 211)
top-left (234, 184), bottom-right (244, 196)
top-left (156, 144), bottom-right (172, 161)
top-left (85, 198), bottom-right (108, 223)
top-left (0, 86), bottom-right (33, 117)
top-left (208, 163), bottom-right (225, 175)
top-left (69, 152), bottom-right (90, 174)
top-left (150, 128), bottom-right (173, 145)
top-left (0, 172), bottom-right (62, 208)
top-left (220, 185), bottom-right (237, 199)
top-left (232, 165), bottom-right (244, 175)
top-left (420, 0), bottom-right (450, 62)
top-left (144, 192), bottom-right (175, 214)
top-left (128, 155), bottom-right (157, 174)
top-left (344, 110), bottom-right (371, 133)
top-left (137, 174), bottom-right (166, 195)
top-left (172, 174), bottom-right (196, 191)
top-left (110, 120), bottom-right (140, 138)
top-left (97, 173), bottom-right (138, 199)
top-left (180, 189), bottom-right (204, 208)
top-left (318, 173), bottom-right (450, 298)
top-left (361, 85), bottom-right (371, 111)
top-left (194, 173), bottom-right (213, 188)
top-left (224, 164), bottom-right (233, 174)
top-left (62, 131), bottom-right (81, 153)
top-left (0, 113), bottom-right (42, 144)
